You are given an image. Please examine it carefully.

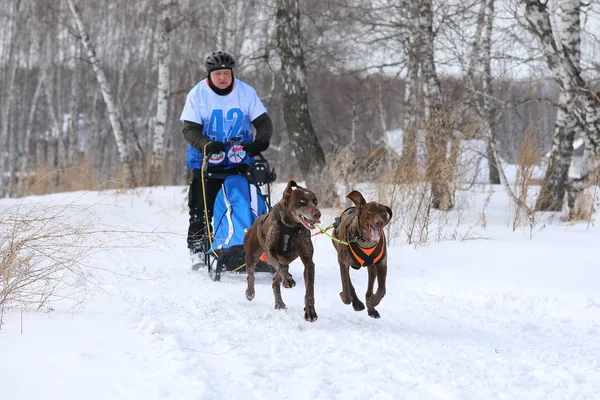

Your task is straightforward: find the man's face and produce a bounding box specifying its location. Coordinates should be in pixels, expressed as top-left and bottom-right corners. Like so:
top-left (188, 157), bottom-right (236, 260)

top-left (210, 69), bottom-right (233, 89)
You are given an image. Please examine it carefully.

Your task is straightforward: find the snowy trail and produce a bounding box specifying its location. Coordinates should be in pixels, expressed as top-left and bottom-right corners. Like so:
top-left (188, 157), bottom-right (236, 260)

top-left (2, 187), bottom-right (600, 399)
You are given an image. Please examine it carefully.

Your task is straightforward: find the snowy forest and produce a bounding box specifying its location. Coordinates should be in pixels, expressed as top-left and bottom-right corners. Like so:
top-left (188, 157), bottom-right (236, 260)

top-left (1, 0), bottom-right (599, 215)
top-left (3, 2), bottom-right (600, 397)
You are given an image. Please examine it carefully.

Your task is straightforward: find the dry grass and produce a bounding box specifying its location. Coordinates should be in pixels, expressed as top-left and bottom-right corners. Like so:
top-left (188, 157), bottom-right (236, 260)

top-left (321, 110), bottom-right (575, 244)
top-left (17, 154), bottom-right (124, 198)
top-left (9, 152), bottom-right (179, 199)
top-left (511, 123), bottom-right (541, 231)
top-left (0, 203), bottom-right (97, 326)
top-left (324, 125), bottom-right (484, 246)
top-left (0, 196), bottom-right (171, 327)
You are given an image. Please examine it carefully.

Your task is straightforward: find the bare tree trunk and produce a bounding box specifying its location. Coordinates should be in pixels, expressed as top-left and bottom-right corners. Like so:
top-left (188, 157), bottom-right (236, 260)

top-left (18, 72), bottom-right (44, 195)
top-left (536, 93), bottom-right (577, 210)
top-left (581, 91), bottom-right (600, 155)
top-left (465, 0), bottom-right (500, 185)
top-left (1, 1), bottom-right (19, 197)
top-left (66, 47), bottom-right (82, 167)
top-left (43, 37), bottom-right (63, 189)
top-left (480, 0), bottom-right (500, 184)
top-left (400, 3), bottom-right (420, 172)
top-left (351, 100), bottom-right (357, 153)
top-left (6, 65), bottom-right (17, 195)
top-left (523, 0), bottom-right (600, 215)
top-left (66, 0), bottom-right (137, 187)
top-left (275, 0), bottom-right (329, 193)
top-left (149, 0), bottom-right (174, 186)
top-left (534, 0), bottom-right (580, 210)
top-left (377, 79), bottom-right (387, 140)
top-left (465, 0), bottom-right (487, 88)
top-left (419, 0), bottom-right (453, 210)
top-left (522, 0), bottom-right (600, 149)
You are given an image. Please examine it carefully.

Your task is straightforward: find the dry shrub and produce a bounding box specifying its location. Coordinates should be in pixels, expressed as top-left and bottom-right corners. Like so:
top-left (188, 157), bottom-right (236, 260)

top-left (0, 203), bottom-right (97, 326)
top-left (0, 197), bottom-right (170, 327)
top-left (375, 166), bottom-right (475, 245)
top-left (324, 126), bottom-right (482, 246)
top-left (378, 108), bottom-right (485, 244)
top-left (511, 123), bottom-right (541, 231)
top-left (121, 155), bottom-right (179, 188)
top-left (146, 155), bottom-right (179, 187)
top-left (378, 170), bottom-right (433, 245)
top-left (323, 143), bottom-right (363, 196)
top-left (319, 101), bottom-right (502, 245)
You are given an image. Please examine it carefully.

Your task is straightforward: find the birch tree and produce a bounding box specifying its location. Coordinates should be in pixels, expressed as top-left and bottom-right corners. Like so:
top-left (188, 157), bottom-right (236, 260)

top-left (465, 0), bottom-right (500, 185)
top-left (419, 0), bottom-right (454, 210)
top-left (520, 0), bottom-right (600, 214)
top-left (66, 0), bottom-right (137, 187)
top-left (480, 0), bottom-right (501, 185)
top-left (525, 0), bottom-right (581, 211)
top-left (275, 0), bottom-right (328, 191)
top-left (17, 73), bottom-right (44, 195)
top-left (0, 0), bottom-right (21, 196)
top-left (149, 0), bottom-right (174, 185)
top-left (399, 2), bottom-right (420, 171)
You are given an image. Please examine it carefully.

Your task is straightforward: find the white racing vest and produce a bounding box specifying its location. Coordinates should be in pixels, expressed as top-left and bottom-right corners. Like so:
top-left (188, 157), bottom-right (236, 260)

top-left (180, 78), bottom-right (267, 170)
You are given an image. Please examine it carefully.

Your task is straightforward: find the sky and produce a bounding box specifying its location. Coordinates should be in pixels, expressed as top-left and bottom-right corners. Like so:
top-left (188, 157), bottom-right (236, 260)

top-left (1, 178), bottom-right (599, 400)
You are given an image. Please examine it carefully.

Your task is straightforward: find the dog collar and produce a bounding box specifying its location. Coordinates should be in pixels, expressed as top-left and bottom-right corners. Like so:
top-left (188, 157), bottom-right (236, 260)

top-left (348, 233), bottom-right (386, 267)
top-left (274, 204), bottom-right (302, 230)
top-left (353, 233), bottom-right (370, 243)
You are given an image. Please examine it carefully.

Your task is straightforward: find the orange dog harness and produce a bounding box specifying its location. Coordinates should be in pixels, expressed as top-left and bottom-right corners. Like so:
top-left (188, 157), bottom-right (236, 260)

top-left (348, 233), bottom-right (386, 268)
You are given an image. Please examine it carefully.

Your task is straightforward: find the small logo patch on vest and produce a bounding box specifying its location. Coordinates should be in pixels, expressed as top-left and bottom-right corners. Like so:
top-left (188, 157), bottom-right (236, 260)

top-left (281, 233), bottom-right (292, 254)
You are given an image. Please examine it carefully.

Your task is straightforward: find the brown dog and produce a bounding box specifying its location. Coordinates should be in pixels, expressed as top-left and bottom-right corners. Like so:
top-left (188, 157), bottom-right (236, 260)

top-left (244, 180), bottom-right (321, 322)
top-left (332, 190), bottom-right (392, 319)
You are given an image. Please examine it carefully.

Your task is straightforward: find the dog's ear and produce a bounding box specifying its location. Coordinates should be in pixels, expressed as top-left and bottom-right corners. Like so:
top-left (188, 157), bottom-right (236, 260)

top-left (284, 180), bottom-right (298, 199)
top-left (384, 205), bottom-right (393, 222)
top-left (347, 190), bottom-right (366, 208)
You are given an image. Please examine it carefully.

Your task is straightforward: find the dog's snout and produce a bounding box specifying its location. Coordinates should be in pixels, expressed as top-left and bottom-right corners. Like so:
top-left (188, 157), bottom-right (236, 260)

top-left (375, 220), bottom-right (384, 229)
top-left (313, 209), bottom-right (321, 220)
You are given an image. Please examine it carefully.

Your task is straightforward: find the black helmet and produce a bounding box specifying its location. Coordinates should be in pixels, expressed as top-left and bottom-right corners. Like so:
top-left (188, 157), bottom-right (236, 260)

top-left (205, 51), bottom-right (235, 72)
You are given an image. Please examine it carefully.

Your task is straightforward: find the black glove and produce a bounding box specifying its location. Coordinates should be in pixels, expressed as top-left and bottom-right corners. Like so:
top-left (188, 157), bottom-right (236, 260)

top-left (242, 140), bottom-right (268, 157)
top-left (205, 141), bottom-right (226, 155)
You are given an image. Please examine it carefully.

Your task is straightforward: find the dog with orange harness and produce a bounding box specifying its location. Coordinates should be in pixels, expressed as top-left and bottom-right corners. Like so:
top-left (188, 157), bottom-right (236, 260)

top-left (331, 190), bottom-right (393, 319)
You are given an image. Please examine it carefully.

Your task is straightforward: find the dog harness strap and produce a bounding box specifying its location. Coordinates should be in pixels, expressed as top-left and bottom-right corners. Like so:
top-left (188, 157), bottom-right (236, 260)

top-left (333, 206), bottom-right (356, 241)
top-left (348, 233), bottom-right (386, 267)
top-left (333, 207), bottom-right (356, 231)
top-left (272, 206), bottom-right (300, 256)
top-left (258, 214), bottom-right (266, 242)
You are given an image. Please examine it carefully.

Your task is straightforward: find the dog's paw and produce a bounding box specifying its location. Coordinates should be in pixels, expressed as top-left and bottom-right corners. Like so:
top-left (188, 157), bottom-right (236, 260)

top-left (339, 292), bottom-right (352, 305)
top-left (274, 300), bottom-right (287, 310)
top-left (367, 308), bottom-right (380, 319)
top-left (304, 306), bottom-right (318, 322)
top-left (245, 288), bottom-right (255, 301)
top-left (352, 300), bottom-right (365, 312)
top-left (282, 276), bottom-right (296, 289)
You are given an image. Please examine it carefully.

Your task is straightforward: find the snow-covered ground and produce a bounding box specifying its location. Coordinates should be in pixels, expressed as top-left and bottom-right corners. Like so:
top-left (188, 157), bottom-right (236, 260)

top-left (1, 183), bottom-right (599, 400)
